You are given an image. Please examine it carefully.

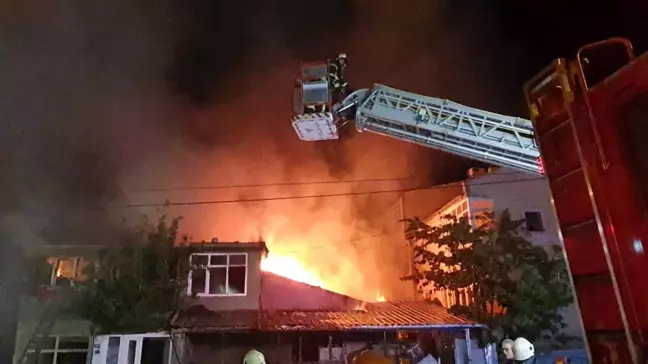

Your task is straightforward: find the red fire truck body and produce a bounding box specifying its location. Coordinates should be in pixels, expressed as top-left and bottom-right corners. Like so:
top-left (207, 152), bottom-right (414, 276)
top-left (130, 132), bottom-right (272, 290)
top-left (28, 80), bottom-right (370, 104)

top-left (525, 38), bottom-right (648, 363)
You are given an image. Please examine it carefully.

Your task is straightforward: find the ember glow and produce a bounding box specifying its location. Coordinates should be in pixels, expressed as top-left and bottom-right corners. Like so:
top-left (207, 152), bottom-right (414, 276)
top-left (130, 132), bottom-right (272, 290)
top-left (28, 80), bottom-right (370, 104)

top-left (376, 292), bottom-right (386, 302)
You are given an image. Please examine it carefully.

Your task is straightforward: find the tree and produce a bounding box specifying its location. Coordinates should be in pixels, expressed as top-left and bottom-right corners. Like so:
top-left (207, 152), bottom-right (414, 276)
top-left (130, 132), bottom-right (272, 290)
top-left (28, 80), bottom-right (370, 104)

top-left (402, 210), bottom-right (574, 344)
top-left (69, 215), bottom-right (194, 334)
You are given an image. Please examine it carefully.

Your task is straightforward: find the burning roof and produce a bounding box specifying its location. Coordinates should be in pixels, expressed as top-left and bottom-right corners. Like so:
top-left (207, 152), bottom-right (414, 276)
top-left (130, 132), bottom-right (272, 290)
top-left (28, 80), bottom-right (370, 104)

top-left (172, 300), bottom-right (480, 333)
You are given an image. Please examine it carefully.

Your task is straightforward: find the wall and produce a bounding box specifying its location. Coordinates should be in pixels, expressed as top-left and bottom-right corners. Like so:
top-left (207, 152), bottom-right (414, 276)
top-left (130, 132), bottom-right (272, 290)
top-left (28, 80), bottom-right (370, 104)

top-left (464, 168), bottom-right (585, 342)
top-left (13, 296), bottom-right (92, 364)
top-left (260, 273), bottom-right (361, 311)
top-left (188, 249), bottom-right (265, 311)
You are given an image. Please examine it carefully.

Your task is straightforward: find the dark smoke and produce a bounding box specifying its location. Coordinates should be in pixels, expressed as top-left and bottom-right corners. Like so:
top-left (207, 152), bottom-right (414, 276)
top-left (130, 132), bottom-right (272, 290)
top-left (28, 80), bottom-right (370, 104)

top-left (0, 0), bottom-right (522, 335)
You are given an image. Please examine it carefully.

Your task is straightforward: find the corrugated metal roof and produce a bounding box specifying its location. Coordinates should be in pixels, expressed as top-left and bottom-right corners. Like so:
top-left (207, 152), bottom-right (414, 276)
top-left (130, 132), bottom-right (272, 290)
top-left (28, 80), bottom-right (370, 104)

top-left (262, 301), bottom-right (479, 331)
top-left (173, 301), bottom-right (481, 333)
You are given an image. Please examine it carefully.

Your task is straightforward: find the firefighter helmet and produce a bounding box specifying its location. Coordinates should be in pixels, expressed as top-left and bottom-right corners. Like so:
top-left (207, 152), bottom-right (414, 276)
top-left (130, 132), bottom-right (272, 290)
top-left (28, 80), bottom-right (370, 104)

top-left (243, 349), bottom-right (266, 364)
top-left (513, 337), bottom-right (535, 361)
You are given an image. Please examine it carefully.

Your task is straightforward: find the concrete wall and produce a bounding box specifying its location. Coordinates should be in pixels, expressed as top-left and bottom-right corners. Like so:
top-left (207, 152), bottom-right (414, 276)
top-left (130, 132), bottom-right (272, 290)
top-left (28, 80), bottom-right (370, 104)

top-left (464, 168), bottom-right (585, 342)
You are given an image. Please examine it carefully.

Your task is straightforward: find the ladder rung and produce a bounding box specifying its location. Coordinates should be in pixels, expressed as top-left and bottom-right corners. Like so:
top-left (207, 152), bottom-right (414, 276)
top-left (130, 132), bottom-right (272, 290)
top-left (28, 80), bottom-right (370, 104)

top-left (572, 272), bottom-right (611, 283)
top-left (562, 218), bottom-right (596, 231)
top-left (537, 118), bottom-right (571, 138)
top-left (553, 167), bottom-right (583, 182)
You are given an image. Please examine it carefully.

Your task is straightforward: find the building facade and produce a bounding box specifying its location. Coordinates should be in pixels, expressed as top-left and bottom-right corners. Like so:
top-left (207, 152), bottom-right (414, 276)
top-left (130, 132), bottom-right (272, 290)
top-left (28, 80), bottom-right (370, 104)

top-left (409, 168), bottom-right (586, 344)
top-left (14, 242), bottom-right (483, 364)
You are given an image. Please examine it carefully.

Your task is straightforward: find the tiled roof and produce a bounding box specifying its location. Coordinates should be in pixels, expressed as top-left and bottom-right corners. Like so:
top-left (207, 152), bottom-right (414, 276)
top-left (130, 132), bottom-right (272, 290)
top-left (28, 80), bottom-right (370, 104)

top-left (173, 301), bottom-right (481, 333)
top-left (173, 305), bottom-right (259, 331)
top-left (262, 301), bottom-right (479, 331)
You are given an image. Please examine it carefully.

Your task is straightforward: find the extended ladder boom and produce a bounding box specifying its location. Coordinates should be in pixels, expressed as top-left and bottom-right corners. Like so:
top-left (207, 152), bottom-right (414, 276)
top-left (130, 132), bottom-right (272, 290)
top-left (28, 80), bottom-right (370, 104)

top-left (291, 59), bottom-right (542, 175)
top-left (355, 85), bottom-right (542, 175)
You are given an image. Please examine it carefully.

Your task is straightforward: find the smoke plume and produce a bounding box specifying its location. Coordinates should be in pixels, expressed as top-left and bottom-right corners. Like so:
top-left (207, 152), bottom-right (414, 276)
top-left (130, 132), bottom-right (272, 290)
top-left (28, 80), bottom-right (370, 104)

top-left (0, 0), bottom-right (510, 301)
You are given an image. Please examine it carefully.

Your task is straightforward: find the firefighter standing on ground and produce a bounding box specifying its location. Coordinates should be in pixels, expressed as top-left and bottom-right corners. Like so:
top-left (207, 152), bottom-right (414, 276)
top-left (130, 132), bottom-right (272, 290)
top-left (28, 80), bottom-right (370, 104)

top-left (501, 338), bottom-right (515, 364)
top-left (513, 337), bottom-right (538, 364)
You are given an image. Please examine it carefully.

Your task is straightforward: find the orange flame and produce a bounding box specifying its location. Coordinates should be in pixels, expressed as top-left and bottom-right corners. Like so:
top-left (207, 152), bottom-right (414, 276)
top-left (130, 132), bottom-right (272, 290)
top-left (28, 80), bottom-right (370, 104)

top-left (244, 214), bottom-right (389, 301)
top-left (375, 292), bottom-right (386, 302)
top-left (261, 254), bottom-right (325, 288)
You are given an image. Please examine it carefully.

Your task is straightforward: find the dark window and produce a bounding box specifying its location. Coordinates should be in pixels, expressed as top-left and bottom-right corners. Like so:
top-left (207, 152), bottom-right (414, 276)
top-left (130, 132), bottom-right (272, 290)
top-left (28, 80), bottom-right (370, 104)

top-left (208, 267), bottom-right (227, 295)
top-left (228, 266), bottom-right (247, 294)
top-left (56, 352), bottom-right (87, 364)
top-left (189, 253), bottom-right (248, 296)
top-left (525, 211), bottom-right (545, 232)
top-left (26, 336), bottom-right (89, 364)
top-left (57, 337), bottom-right (88, 350)
top-left (141, 338), bottom-right (167, 364)
top-left (190, 268), bottom-right (206, 295)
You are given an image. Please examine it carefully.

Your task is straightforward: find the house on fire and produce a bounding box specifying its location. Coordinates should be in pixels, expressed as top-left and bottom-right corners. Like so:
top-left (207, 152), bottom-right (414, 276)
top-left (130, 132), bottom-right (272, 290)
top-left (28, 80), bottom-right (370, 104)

top-left (13, 242), bottom-right (488, 364)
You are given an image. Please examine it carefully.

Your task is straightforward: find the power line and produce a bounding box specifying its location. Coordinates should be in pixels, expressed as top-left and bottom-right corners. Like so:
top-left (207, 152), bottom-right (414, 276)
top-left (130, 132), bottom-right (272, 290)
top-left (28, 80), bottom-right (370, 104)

top-left (126, 171), bottom-right (532, 194)
top-left (265, 232), bottom-right (396, 255)
top-left (119, 176), bottom-right (545, 208)
top-left (128, 176), bottom-right (416, 193)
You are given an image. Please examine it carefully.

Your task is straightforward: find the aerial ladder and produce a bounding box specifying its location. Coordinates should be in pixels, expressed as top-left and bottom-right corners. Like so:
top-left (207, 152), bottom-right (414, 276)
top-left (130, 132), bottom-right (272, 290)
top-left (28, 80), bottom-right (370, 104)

top-left (292, 59), bottom-right (542, 175)
top-left (291, 38), bottom-right (648, 364)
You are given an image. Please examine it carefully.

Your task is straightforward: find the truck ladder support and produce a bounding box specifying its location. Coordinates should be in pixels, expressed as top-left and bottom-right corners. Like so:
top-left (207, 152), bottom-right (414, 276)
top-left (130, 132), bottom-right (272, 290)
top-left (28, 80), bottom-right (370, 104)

top-left (354, 85), bottom-right (542, 175)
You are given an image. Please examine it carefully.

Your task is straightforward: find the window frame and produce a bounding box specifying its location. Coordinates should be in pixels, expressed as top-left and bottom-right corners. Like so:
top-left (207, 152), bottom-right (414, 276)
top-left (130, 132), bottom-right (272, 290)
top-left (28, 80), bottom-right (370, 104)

top-left (42, 256), bottom-right (88, 289)
top-left (187, 252), bottom-right (249, 297)
top-left (25, 335), bottom-right (90, 364)
top-left (524, 210), bottom-right (546, 232)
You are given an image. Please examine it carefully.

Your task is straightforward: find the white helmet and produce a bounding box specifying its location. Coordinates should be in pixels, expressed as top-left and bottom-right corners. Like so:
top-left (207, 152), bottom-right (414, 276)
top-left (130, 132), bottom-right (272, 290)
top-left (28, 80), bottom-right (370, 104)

top-left (243, 349), bottom-right (266, 364)
top-left (513, 337), bottom-right (535, 360)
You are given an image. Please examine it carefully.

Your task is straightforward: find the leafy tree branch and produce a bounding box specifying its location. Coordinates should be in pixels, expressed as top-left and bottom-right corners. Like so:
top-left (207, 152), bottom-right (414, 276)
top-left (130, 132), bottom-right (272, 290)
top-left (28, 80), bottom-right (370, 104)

top-left (68, 215), bottom-right (194, 334)
top-left (402, 209), bottom-right (573, 345)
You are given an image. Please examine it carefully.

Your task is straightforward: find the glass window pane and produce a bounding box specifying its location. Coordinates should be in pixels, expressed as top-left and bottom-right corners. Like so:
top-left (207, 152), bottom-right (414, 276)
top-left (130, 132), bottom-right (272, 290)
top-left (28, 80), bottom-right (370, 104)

top-left (209, 255), bottom-right (227, 266)
top-left (107, 337), bottom-right (120, 364)
top-left (56, 352), bottom-right (87, 364)
top-left (208, 267), bottom-right (227, 294)
top-left (54, 258), bottom-right (75, 288)
top-left (38, 352), bottom-right (54, 364)
top-left (190, 269), bottom-right (206, 295)
top-left (58, 336), bottom-right (89, 350)
top-left (191, 255), bottom-right (208, 267)
top-left (38, 337), bottom-right (57, 350)
top-left (229, 254), bottom-right (246, 266)
top-left (127, 340), bottom-right (136, 364)
top-left (74, 259), bottom-right (90, 282)
top-left (228, 266), bottom-right (246, 294)
top-left (34, 258), bottom-right (56, 286)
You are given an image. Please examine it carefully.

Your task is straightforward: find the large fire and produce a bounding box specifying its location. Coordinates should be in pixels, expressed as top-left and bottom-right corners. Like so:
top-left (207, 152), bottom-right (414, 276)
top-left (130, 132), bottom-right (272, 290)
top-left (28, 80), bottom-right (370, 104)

top-left (261, 253), bottom-right (387, 302)
top-left (260, 254), bottom-right (325, 288)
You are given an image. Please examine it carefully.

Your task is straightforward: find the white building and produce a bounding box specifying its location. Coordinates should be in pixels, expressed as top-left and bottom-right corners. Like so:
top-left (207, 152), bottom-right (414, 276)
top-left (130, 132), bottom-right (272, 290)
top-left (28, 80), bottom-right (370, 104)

top-left (405, 167), bottom-right (584, 342)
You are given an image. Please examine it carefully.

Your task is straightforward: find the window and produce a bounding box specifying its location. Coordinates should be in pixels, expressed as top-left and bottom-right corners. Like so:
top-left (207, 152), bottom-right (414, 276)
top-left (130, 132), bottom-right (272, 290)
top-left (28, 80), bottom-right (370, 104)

top-left (36, 257), bottom-right (90, 288)
top-left (24, 336), bottom-right (89, 364)
top-left (525, 211), bottom-right (545, 232)
top-left (188, 253), bottom-right (248, 296)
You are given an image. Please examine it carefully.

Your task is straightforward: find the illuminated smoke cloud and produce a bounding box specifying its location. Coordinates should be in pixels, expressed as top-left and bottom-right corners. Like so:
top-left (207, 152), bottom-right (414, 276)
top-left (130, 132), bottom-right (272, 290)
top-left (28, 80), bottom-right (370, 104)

top-left (0, 0), bottom-right (506, 302)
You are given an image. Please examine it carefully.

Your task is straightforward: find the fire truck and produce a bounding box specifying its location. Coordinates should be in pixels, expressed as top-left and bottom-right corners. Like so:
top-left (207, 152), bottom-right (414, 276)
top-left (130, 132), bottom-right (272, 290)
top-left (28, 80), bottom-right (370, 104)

top-left (290, 38), bottom-right (648, 364)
